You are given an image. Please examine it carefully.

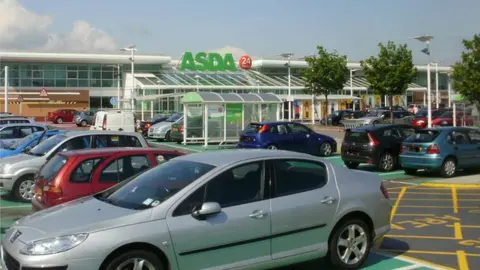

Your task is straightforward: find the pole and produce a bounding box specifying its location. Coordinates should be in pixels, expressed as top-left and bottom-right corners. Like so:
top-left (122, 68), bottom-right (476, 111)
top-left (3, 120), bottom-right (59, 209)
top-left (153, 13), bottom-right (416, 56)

top-left (435, 63), bottom-right (439, 108)
top-left (447, 75), bottom-right (451, 108)
top-left (196, 78), bottom-right (199, 92)
top-left (287, 57), bottom-right (292, 121)
top-left (427, 63), bottom-right (432, 128)
top-left (131, 49), bottom-right (135, 112)
top-left (350, 69), bottom-right (354, 110)
top-left (117, 65), bottom-right (121, 109)
top-left (4, 66), bottom-right (8, 112)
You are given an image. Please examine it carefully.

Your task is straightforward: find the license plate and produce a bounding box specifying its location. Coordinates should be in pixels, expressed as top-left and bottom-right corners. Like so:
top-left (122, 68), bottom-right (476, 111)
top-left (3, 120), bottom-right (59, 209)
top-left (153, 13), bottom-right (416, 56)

top-left (408, 146), bottom-right (422, 152)
top-left (137, 130), bottom-right (143, 133)
top-left (172, 128), bottom-right (178, 132)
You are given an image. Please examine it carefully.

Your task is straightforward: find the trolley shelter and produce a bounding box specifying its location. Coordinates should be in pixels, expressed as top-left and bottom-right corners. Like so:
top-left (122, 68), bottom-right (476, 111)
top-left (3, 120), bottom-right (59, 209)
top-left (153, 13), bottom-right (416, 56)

top-left (451, 94), bottom-right (470, 127)
top-left (180, 92), bottom-right (282, 147)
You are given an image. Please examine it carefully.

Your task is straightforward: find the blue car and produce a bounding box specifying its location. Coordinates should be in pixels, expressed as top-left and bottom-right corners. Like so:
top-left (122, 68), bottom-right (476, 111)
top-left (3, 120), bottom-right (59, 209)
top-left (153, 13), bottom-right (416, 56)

top-left (237, 121), bottom-right (337, 156)
top-left (0, 130), bottom-right (64, 158)
top-left (399, 127), bottom-right (480, 178)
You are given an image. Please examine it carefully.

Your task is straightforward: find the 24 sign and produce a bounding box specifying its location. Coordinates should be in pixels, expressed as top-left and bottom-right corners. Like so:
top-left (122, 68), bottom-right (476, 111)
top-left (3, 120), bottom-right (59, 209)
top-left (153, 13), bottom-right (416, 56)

top-left (179, 52), bottom-right (237, 72)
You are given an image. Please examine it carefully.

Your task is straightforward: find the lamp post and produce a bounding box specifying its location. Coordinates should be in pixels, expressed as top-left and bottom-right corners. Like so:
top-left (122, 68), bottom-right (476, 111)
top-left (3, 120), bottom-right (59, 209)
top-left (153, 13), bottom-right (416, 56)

top-left (350, 69), bottom-right (357, 110)
top-left (434, 62), bottom-right (439, 108)
top-left (194, 75), bottom-right (200, 92)
top-left (120, 45), bottom-right (137, 112)
top-left (1, 66), bottom-right (8, 112)
top-left (107, 64), bottom-right (121, 109)
top-left (256, 79), bottom-right (260, 94)
top-left (280, 53), bottom-right (294, 121)
top-left (412, 35), bottom-right (434, 127)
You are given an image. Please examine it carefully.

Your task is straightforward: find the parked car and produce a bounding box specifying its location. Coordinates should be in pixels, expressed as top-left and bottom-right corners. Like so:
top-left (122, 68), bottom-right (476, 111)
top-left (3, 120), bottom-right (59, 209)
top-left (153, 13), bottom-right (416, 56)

top-left (0, 130), bottom-right (148, 202)
top-left (48, 109), bottom-right (77, 123)
top-left (0, 116), bottom-right (35, 125)
top-left (0, 129), bottom-right (64, 159)
top-left (378, 106), bottom-right (407, 111)
top-left (148, 113), bottom-right (183, 141)
top-left (325, 110), bottom-right (365, 126)
top-left (2, 149), bottom-right (391, 270)
top-left (341, 110), bottom-right (413, 128)
top-left (411, 108), bottom-right (451, 128)
top-left (341, 124), bottom-right (418, 171)
top-left (74, 110), bottom-right (95, 127)
top-left (431, 111), bottom-right (474, 127)
top-left (90, 110), bottom-right (136, 132)
top-left (408, 104), bottom-right (424, 114)
top-left (0, 123), bottom-right (48, 148)
top-left (237, 121), bottom-right (337, 156)
top-left (400, 127), bottom-right (480, 177)
top-left (32, 148), bottom-right (184, 211)
top-left (137, 113), bottom-right (172, 137)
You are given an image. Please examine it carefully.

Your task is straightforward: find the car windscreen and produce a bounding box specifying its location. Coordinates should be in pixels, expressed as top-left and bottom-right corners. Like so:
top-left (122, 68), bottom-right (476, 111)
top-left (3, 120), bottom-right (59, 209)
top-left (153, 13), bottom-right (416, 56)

top-left (9, 133), bottom-right (38, 150)
top-left (38, 154), bottom-right (69, 182)
top-left (345, 131), bottom-right (369, 142)
top-left (439, 111), bottom-right (453, 118)
top-left (94, 160), bottom-right (215, 210)
top-left (165, 113), bottom-right (182, 122)
top-left (28, 134), bottom-right (67, 156)
top-left (404, 130), bottom-right (440, 143)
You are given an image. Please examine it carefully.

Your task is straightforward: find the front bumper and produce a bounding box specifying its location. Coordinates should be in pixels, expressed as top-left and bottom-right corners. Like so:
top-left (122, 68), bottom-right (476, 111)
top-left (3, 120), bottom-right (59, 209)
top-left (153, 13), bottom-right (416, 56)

top-left (148, 129), bottom-right (167, 139)
top-left (0, 174), bottom-right (16, 191)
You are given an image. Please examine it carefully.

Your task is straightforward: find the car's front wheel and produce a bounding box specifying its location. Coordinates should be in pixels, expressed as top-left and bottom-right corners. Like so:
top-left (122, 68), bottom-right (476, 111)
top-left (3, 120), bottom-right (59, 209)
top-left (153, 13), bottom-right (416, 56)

top-left (13, 176), bottom-right (36, 202)
top-left (104, 250), bottom-right (165, 270)
top-left (319, 142), bottom-right (333, 157)
top-left (328, 219), bottom-right (372, 269)
top-left (56, 117), bottom-right (63, 124)
top-left (80, 120), bottom-right (87, 127)
top-left (378, 152), bottom-right (395, 172)
top-left (440, 157), bottom-right (457, 178)
top-left (344, 161), bottom-right (360, 169)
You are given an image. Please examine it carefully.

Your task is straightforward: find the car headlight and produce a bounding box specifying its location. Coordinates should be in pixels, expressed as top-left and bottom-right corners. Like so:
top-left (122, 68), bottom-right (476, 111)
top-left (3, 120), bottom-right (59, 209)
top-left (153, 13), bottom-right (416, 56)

top-left (0, 163), bottom-right (10, 174)
top-left (20, 233), bottom-right (88, 255)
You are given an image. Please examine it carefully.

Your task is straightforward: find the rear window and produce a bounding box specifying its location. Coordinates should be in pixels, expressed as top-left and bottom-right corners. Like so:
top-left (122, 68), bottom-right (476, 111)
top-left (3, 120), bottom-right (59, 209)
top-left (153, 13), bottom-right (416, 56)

top-left (244, 124), bottom-right (264, 133)
top-left (404, 130), bottom-right (440, 143)
top-left (415, 110), bottom-right (427, 117)
top-left (345, 131), bottom-right (369, 142)
top-left (39, 154), bottom-right (69, 182)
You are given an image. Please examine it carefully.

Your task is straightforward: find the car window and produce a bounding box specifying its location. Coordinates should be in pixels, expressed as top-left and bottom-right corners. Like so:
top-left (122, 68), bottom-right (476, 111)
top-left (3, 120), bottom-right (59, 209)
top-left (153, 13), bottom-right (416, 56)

top-left (57, 136), bottom-right (90, 153)
top-left (405, 130), bottom-right (440, 143)
top-left (95, 135), bottom-right (120, 147)
top-left (273, 159), bottom-right (327, 197)
top-left (399, 127), bottom-right (416, 137)
top-left (467, 130), bottom-right (480, 144)
top-left (99, 155), bottom-right (151, 183)
top-left (172, 161), bottom-right (264, 217)
top-left (19, 127), bottom-right (33, 137)
top-left (154, 153), bottom-right (178, 164)
top-left (451, 131), bottom-right (470, 145)
top-left (71, 158), bottom-right (103, 183)
top-left (383, 128), bottom-right (402, 138)
top-left (287, 123), bottom-right (310, 133)
top-left (120, 135), bottom-right (142, 147)
top-left (32, 126), bottom-right (45, 132)
top-left (0, 127), bottom-right (16, 139)
top-left (38, 155), bottom-right (69, 182)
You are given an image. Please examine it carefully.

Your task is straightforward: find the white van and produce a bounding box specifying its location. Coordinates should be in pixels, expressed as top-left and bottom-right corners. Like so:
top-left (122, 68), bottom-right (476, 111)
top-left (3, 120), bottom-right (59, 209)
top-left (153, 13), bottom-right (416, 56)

top-left (90, 111), bottom-right (136, 132)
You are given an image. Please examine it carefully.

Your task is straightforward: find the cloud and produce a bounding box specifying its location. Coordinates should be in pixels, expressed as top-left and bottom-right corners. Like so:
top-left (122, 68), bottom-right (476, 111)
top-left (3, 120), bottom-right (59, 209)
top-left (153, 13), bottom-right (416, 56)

top-left (208, 46), bottom-right (249, 60)
top-left (0, 0), bottom-right (118, 52)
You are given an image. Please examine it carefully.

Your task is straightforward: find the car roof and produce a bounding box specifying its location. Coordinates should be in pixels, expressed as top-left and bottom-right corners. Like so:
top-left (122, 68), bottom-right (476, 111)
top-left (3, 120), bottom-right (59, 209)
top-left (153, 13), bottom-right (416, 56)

top-left (422, 127), bottom-right (477, 132)
top-left (59, 147), bottom-right (182, 157)
top-left (0, 123), bottom-right (45, 128)
top-left (251, 121), bottom-right (305, 126)
top-left (171, 149), bottom-right (328, 167)
top-left (62, 130), bottom-right (142, 137)
top-left (350, 124), bottom-right (411, 132)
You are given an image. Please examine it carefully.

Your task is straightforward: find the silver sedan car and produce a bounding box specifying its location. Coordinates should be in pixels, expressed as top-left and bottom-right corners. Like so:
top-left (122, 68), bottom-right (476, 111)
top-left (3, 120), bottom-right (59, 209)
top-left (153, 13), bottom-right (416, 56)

top-left (1, 150), bottom-right (391, 270)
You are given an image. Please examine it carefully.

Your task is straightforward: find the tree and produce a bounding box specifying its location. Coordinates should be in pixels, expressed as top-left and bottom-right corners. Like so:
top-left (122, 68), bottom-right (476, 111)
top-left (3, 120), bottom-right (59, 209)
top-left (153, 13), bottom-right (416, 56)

top-left (361, 41), bottom-right (417, 123)
top-left (452, 34), bottom-right (480, 107)
top-left (303, 46), bottom-right (349, 125)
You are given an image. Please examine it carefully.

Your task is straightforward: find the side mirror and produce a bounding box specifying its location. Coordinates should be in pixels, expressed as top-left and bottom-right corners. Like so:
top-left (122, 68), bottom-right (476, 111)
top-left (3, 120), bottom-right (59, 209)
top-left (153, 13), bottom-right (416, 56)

top-left (191, 202), bottom-right (221, 220)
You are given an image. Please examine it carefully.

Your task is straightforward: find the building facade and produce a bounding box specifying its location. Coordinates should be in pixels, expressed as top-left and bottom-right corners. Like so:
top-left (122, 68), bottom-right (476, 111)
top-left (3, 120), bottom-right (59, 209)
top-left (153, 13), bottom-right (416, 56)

top-left (0, 51), bottom-right (453, 121)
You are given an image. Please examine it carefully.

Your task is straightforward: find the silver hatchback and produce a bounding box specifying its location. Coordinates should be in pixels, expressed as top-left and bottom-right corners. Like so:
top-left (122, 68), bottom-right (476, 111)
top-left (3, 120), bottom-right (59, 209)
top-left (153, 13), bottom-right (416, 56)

top-left (1, 150), bottom-right (391, 270)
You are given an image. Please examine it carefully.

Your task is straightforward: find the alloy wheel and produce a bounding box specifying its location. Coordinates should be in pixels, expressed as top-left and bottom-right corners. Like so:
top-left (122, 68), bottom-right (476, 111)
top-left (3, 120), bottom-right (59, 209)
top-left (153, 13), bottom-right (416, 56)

top-left (267, 145), bottom-right (277, 150)
top-left (381, 153), bottom-right (394, 171)
top-left (322, 143), bottom-right (332, 156)
top-left (444, 160), bottom-right (456, 176)
top-left (336, 224), bottom-right (368, 265)
top-left (19, 179), bottom-right (35, 201)
top-left (116, 258), bottom-right (156, 270)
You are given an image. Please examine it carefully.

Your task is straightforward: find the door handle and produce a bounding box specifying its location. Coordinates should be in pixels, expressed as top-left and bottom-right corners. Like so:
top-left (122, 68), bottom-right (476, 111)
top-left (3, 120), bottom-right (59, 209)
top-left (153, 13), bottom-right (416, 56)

top-left (249, 210), bottom-right (267, 219)
top-left (321, 196), bottom-right (337, 205)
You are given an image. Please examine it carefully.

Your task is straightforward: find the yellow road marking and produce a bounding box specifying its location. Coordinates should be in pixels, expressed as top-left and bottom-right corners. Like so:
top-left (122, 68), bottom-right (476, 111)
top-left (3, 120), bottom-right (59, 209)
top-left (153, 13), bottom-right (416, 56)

top-left (452, 187), bottom-right (459, 214)
top-left (421, 182), bottom-right (480, 188)
top-left (389, 191), bottom-right (480, 195)
top-left (399, 198), bottom-right (480, 201)
top-left (390, 187), bottom-right (406, 222)
top-left (394, 213), bottom-right (436, 216)
top-left (447, 224), bottom-right (480, 229)
top-left (390, 223), bottom-right (405, 230)
top-left (454, 222), bottom-right (463, 240)
top-left (385, 234), bottom-right (456, 240)
top-left (398, 205), bottom-right (478, 208)
top-left (457, 250), bottom-right (470, 270)
top-left (380, 248), bottom-right (480, 257)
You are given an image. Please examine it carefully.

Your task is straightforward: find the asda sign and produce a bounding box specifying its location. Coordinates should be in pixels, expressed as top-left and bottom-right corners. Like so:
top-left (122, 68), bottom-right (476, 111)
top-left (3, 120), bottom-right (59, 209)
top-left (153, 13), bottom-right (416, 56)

top-left (178, 52), bottom-right (237, 72)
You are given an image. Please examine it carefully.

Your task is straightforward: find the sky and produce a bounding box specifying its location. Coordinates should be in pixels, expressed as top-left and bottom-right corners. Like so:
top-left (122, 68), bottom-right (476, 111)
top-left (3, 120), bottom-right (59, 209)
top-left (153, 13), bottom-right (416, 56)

top-left (1, 0), bottom-right (479, 65)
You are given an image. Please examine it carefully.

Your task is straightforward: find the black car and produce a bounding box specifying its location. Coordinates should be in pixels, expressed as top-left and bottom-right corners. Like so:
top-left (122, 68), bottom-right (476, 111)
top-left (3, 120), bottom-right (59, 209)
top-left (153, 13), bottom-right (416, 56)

top-left (341, 124), bottom-right (418, 171)
top-left (327, 110), bottom-right (365, 125)
top-left (137, 114), bottom-right (172, 136)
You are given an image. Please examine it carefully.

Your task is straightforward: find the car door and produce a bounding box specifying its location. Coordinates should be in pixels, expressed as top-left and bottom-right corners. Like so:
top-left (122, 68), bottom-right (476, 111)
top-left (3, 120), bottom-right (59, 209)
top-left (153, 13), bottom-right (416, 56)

top-left (271, 123), bottom-right (294, 150)
top-left (449, 130), bottom-right (475, 167)
top-left (0, 126), bottom-right (18, 147)
top-left (66, 158), bottom-right (102, 201)
top-left (268, 158), bottom-right (337, 259)
top-left (287, 123), bottom-right (311, 153)
top-left (166, 161), bottom-right (271, 269)
top-left (467, 129), bottom-right (480, 163)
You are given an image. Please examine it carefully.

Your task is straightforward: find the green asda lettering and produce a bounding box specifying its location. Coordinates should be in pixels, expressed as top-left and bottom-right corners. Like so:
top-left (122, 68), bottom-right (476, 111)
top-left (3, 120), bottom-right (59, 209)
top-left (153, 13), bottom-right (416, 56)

top-left (179, 52), bottom-right (237, 72)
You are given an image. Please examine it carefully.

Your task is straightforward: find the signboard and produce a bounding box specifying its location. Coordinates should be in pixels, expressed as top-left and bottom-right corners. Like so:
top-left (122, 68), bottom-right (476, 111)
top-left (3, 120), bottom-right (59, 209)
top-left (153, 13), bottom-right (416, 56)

top-left (40, 88), bottom-right (48, 97)
top-left (239, 55), bottom-right (252, 70)
top-left (394, 95), bottom-right (401, 105)
top-left (110, 97), bottom-right (118, 106)
top-left (179, 52), bottom-right (237, 72)
top-left (17, 95), bottom-right (23, 102)
top-left (226, 104), bottom-right (242, 123)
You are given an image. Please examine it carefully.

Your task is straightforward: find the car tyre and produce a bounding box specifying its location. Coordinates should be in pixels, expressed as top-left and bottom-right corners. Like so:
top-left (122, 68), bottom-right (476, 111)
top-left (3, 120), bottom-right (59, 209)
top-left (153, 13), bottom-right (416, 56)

top-left (378, 152), bottom-right (395, 172)
top-left (372, 120), bottom-right (379, 124)
top-left (56, 117), bottom-right (63, 124)
top-left (344, 161), bottom-right (360, 169)
top-left (266, 144), bottom-right (278, 150)
top-left (165, 130), bottom-right (171, 141)
top-left (13, 176), bottom-right (35, 203)
top-left (104, 249), bottom-right (165, 270)
top-left (328, 219), bottom-right (372, 269)
top-left (440, 157), bottom-right (456, 178)
top-left (80, 120), bottom-right (87, 127)
top-left (319, 142), bottom-right (333, 157)
top-left (404, 168), bottom-right (417, 175)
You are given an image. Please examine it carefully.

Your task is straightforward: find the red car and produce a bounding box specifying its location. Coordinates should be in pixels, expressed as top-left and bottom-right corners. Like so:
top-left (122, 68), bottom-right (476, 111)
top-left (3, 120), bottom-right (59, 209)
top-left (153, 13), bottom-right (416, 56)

top-left (32, 148), bottom-right (183, 211)
top-left (411, 109), bottom-right (450, 128)
top-left (47, 109), bottom-right (77, 123)
top-left (432, 111), bottom-right (474, 127)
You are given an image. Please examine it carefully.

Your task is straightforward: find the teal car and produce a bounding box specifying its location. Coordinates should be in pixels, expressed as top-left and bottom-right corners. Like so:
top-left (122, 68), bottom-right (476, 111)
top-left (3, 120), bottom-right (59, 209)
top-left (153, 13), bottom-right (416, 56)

top-left (399, 127), bottom-right (480, 177)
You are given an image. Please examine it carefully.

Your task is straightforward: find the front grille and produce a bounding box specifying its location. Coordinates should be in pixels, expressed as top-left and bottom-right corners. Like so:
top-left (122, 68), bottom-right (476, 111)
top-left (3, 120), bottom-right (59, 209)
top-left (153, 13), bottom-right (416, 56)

top-left (3, 249), bottom-right (20, 270)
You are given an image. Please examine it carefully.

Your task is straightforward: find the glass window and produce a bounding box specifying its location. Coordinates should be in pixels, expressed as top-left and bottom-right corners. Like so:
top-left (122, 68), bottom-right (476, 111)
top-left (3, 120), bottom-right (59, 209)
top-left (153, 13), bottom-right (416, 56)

top-left (0, 127), bottom-right (16, 139)
top-left (405, 130), bottom-right (440, 143)
top-left (38, 154), bottom-right (69, 182)
top-left (71, 158), bottom-right (103, 183)
top-left (8, 133), bottom-right (37, 150)
top-left (32, 126), bottom-right (45, 132)
top-left (451, 131), bottom-right (470, 145)
top-left (154, 153), bottom-right (179, 164)
top-left (78, 71), bottom-right (88, 79)
top-left (94, 135), bottom-right (120, 147)
top-left (173, 161), bottom-right (264, 216)
top-left (287, 123), bottom-right (310, 133)
top-left (55, 79), bottom-right (66, 87)
top-left (273, 159), bottom-right (327, 197)
top-left (67, 71), bottom-right (78, 79)
top-left (99, 155), bottom-right (151, 183)
top-left (120, 136), bottom-right (142, 147)
top-left (56, 136), bottom-right (90, 154)
top-left (79, 80), bottom-right (89, 87)
top-left (101, 80), bottom-right (114, 87)
top-left (399, 127), bottom-right (416, 137)
top-left (67, 80), bottom-right (78, 87)
top-left (19, 127), bottom-right (33, 137)
top-left (382, 128), bottom-right (401, 138)
top-left (468, 129), bottom-right (480, 144)
top-left (102, 71), bottom-right (113, 79)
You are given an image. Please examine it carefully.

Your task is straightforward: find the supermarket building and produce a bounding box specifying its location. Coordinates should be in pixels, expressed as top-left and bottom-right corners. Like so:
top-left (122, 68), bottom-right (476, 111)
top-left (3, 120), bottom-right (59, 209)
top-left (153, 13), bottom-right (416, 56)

top-left (0, 51), bottom-right (453, 120)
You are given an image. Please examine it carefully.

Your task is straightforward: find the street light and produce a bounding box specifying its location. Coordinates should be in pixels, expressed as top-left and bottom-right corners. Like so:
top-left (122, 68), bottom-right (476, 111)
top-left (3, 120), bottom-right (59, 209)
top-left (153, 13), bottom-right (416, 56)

top-left (350, 69), bottom-right (357, 110)
top-left (194, 75), bottom-right (200, 92)
top-left (280, 53), bottom-right (294, 121)
top-left (411, 35), bottom-right (434, 127)
top-left (1, 66), bottom-right (8, 112)
top-left (106, 64), bottom-right (121, 109)
top-left (441, 71), bottom-right (453, 107)
top-left (432, 61), bottom-right (440, 109)
top-left (256, 79), bottom-right (261, 94)
top-left (120, 45), bottom-right (137, 112)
